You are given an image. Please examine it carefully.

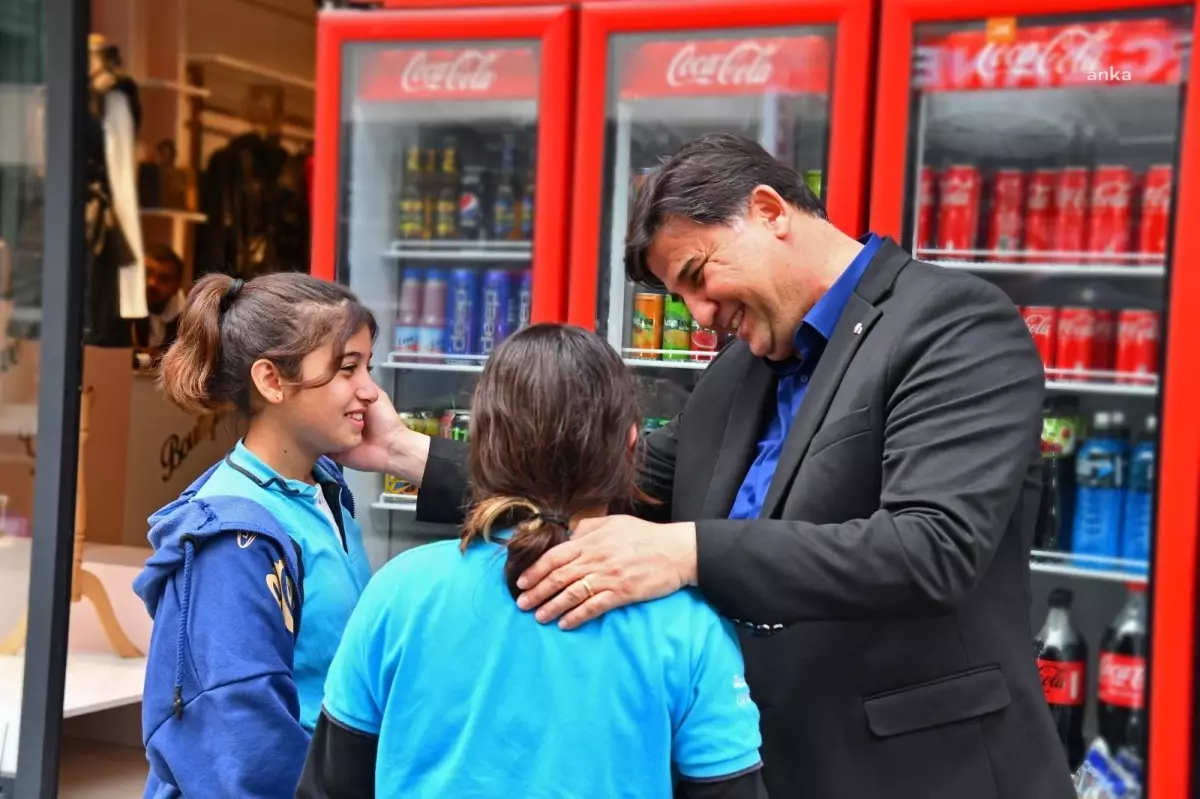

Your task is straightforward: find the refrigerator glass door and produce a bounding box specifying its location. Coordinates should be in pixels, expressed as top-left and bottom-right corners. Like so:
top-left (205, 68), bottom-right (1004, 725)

top-left (902, 8), bottom-right (1192, 779)
top-left (337, 40), bottom-right (541, 565)
top-left (597, 29), bottom-right (834, 425)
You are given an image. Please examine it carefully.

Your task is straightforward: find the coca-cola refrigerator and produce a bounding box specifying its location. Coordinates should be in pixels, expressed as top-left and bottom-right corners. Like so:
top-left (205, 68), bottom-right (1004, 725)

top-left (869, 1), bottom-right (1200, 795)
top-left (567, 0), bottom-right (874, 427)
top-left (312, 5), bottom-right (575, 561)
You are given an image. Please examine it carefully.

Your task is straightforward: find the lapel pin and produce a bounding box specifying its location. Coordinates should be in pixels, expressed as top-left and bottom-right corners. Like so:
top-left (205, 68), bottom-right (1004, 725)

top-left (853, 322), bottom-right (863, 335)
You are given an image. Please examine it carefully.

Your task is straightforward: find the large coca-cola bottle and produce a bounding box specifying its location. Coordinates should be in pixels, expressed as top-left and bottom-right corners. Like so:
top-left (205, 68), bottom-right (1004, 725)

top-left (1034, 588), bottom-right (1087, 769)
top-left (1098, 583), bottom-right (1148, 757)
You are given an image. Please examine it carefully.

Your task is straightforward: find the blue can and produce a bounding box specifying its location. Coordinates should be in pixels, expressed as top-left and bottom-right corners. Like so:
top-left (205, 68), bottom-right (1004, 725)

top-left (444, 268), bottom-right (478, 363)
top-left (513, 269), bottom-right (532, 330)
top-left (476, 269), bottom-right (513, 356)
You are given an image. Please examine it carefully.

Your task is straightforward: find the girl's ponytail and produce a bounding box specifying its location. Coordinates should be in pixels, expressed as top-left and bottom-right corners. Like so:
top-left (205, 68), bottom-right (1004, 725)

top-left (158, 274), bottom-right (235, 415)
top-left (463, 496), bottom-right (571, 600)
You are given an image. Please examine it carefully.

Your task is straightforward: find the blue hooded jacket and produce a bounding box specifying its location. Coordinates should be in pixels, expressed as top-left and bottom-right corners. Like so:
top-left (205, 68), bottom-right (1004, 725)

top-left (133, 444), bottom-right (371, 799)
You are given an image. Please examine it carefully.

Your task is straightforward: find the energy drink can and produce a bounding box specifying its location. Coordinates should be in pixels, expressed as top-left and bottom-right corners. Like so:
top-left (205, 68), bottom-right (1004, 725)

top-left (450, 411), bottom-right (470, 443)
top-left (444, 268), bottom-right (478, 364)
top-left (476, 269), bottom-right (513, 356)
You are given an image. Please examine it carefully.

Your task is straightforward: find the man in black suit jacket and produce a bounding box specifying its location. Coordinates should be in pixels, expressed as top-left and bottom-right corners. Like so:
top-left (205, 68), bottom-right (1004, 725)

top-left (347, 134), bottom-right (1076, 798)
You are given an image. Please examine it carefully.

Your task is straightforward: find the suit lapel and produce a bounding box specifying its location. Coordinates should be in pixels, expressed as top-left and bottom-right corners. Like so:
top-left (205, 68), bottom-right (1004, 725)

top-left (699, 351), bottom-right (776, 519)
top-left (759, 295), bottom-right (881, 518)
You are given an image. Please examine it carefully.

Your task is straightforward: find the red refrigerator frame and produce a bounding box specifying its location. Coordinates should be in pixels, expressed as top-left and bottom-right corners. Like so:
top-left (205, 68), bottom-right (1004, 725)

top-left (868, 2), bottom-right (1200, 796)
top-left (566, 0), bottom-right (877, 329)
top-left (312, 5), bottom-right (578, 323)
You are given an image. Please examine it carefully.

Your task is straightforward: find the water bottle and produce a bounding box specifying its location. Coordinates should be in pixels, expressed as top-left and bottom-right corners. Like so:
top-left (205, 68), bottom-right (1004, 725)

top-left (1073, 410), bottom-right (1127, 569)
top-left (1121, 415), bottom-right (1156, 572)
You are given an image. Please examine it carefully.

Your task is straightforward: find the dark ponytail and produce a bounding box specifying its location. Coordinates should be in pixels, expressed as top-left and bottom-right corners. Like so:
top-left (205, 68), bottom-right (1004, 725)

top-left (157, 272), bottom-right (378, 417)
top-left (459, 324), bottom-right (654, 599)
top-left (158, 274), bottom-right (235, 415)
top-left (463, 497), bottom-right (570, 599)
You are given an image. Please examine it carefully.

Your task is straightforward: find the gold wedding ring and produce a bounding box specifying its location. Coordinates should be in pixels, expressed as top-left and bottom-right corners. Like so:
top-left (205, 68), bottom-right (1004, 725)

top-left (579, 577), bottom-right (596, 599)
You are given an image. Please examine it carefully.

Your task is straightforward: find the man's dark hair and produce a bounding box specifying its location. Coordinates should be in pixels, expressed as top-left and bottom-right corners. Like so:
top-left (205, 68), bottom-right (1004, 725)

top-left (624, 133), bottom-right (827, 287)
top-left (145, 242), bottom-right (185, 279)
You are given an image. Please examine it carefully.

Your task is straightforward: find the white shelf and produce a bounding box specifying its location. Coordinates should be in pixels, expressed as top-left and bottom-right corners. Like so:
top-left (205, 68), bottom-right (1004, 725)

top-left (624, 356), bottom-right (709, 371)
top-left (923, 258), bottom-right (1166, 279)
top-left (1030, 550), bottom-right (1149, 585)
top-left (140, 207), bottom-right (207, 223)
top-left (386, 240), bottom-right (532, 263)
top-left (138, 78), bottom-right (211, 99)
top-left (186, 53), bottom-right (315, 92)
top-left (382, 352), bottom-right (487, 373)
top-left (372, 494), bottom-right (417, 512)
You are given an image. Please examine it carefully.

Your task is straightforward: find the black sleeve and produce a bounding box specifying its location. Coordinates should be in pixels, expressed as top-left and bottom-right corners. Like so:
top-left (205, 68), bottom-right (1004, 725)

top-left (413, 435), bottom-right (470, 525)
top-left (629, 415), bottom-right (680, 523)
top-left (676, 769), bottom-right (769, 799)
top-left (296, 710), bottom-right (378, 799)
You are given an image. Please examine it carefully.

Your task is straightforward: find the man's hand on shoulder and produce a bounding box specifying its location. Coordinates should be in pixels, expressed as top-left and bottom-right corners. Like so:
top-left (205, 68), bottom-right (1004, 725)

top-left (515, 516), bottom-right (699, 630)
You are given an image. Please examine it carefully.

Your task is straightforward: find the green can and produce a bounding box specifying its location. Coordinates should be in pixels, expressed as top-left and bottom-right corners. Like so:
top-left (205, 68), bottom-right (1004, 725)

top-left (450, 410), bottom-right (471, 443)
top-left (805, 169), bottom-right (823, 199)
top-left (662, 294), bottom-right (693, 361)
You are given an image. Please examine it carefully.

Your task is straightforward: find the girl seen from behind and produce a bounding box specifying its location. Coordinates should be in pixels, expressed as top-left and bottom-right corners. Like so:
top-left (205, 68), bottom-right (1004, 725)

top-left (299, 323), bottom-right (766, 799)
top-left (133, 273), bottom-right (379, 798)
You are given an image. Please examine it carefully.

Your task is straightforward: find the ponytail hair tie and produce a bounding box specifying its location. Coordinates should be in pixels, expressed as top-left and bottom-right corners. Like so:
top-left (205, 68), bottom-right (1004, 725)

top-left (220, 278), bottom-right (244, 315)
top-left (535, 511), bottom-right (571, 528)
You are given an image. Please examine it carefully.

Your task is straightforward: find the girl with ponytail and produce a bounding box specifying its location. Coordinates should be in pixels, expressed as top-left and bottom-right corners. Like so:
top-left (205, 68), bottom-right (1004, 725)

top-left (132, 272), bottom-right (380, 798)
top-left (302, 324), bottom-right (766, 799)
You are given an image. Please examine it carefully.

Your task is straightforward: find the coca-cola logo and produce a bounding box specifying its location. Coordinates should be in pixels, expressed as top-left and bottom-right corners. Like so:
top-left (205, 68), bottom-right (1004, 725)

top-left (401, 50), bottom-right (498, 94)
top-left (1058, 312), bottom-right (1096, 339)
top-left (1093, 180), bottom-right (1133, 209)
top-left (1028, 183), bottom-right (1054, 211)
top-left (972, 27), bottom-right (1106, 85)
top-left (1142, 180), bottom-right (1173, 212)
top-left (666, 42), bottom-right (777, 88)
top-left (1058, 184), bottom-right (1087, 211)
top-left (1025, 313), bottom-right (1054, 337)
top-left (1120, 313), bottom-right (1159, 343)
top-left (941, 175), bottom-right (977, 207)
top-left (1100, 654), bottom-right (1145, 694)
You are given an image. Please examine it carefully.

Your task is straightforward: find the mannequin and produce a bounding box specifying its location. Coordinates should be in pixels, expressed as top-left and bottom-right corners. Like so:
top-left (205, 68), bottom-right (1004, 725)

top-left (85, 34), bottom-right (147, 346)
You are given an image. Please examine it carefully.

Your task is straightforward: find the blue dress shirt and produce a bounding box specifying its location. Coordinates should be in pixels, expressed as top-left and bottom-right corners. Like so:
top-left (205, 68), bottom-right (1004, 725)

top-left (727, 233), bottom-right (882, 521)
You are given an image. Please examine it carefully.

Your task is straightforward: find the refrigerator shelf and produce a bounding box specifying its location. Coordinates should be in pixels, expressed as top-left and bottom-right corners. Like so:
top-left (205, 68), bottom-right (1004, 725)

top-left (623, 352), bottom-right (713, 371)
top-left (919, 257), bottom-right (1166, 279)
top-left (1030, 550), bottom-right (1149, 586)
top-left (383, 352), bottom-right (488, 373)
top-left (386, 240), bottom-right (532, 262)
top-left (372, 494), bottom-right (417, 512)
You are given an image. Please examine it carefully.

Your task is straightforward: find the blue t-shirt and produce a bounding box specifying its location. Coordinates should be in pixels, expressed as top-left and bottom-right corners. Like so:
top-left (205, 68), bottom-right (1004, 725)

top-left (323, 535), bottom-right (763, 798)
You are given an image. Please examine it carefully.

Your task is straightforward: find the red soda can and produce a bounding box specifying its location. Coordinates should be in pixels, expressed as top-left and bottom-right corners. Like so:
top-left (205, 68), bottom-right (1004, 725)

top-left (1025, 168), bottom-right (1059, 262)
top-left (1021, 306), bottom-right (1058, 370)
top-left (1137, 164), bottom-right (1173, 265)
top-left (937, 165), bottom-right (981, 255)
top-left (1087, 164), bottom-right (1135, 257)
top-left (988, 169), bottom-right (1025, 259)
top-left (1115, 309), bottom-right (1160, 384)
top-left (1055, 167), bottom-right (1090, 261)
top-left (1055, 308), bottom-right (1099, 380)
top-left (917, 166), bottom-right (935, 251)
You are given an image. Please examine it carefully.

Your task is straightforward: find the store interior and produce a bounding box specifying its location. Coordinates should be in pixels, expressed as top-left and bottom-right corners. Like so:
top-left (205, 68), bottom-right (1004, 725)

top-left (0, 0), bottom-right (319, 792)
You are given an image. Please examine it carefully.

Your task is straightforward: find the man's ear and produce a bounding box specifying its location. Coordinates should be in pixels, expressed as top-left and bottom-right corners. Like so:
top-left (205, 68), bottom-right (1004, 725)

top-left (250, 359), bottom-right (285, 405)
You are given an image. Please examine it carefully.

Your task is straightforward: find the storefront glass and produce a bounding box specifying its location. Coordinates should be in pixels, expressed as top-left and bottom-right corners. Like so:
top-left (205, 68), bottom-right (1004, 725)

top-left (0, 0), bottom-right (48, 786)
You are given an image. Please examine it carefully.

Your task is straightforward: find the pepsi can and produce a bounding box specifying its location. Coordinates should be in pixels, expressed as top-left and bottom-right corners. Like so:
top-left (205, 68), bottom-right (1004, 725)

top-left (476, 269), bottom-right (513, 356)
top-left (444, 268), bottom-right (478, 363)
top-left (459, 167), bottom-right (487, 241)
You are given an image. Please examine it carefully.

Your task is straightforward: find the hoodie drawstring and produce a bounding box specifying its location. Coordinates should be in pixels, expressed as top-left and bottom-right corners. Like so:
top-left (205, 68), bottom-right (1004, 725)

top-left (173, 535), bottom-right (196, 720)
